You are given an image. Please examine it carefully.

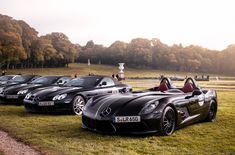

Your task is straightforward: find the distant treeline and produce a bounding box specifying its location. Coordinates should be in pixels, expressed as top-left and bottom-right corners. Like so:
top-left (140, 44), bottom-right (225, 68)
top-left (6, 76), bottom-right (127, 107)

top-left (1, 14), bottom-right (235, 75)
top-left (79, 39), bottom-right (235, 75)
top-left (0, 14), bottom-right (79, 69)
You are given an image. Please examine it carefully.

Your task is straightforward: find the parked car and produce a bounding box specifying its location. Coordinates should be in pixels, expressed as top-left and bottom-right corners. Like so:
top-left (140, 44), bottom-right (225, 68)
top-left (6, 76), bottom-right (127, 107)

top-left (0, 75), bottom-right (15, 85)
top-left (0, 76), bottom-right (71, 104)
top-left (0, 75), bottom-right (38, 86)
top-left (0, 75), bottom-right (40, 103)
top-left (24, 75), bottom-right (132, 115)
top-left (82, 77), bottom-right (217, 136)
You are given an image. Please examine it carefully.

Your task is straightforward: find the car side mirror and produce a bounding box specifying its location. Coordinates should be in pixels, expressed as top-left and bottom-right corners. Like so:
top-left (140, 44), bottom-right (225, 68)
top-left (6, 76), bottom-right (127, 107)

top-left (57, 80), bottom-right (62, 83)
top-left (185, 90), bottom-right (202, 99)
top-left (102, 81), bottom-right (107, 86)
top-left (192, 89), bottom-right (202, 96)
top-left (57, 80), bottom-right (64, 86)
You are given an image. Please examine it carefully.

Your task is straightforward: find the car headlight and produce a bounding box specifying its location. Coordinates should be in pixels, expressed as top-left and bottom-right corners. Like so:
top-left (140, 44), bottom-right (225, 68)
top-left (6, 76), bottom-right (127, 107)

top-left (17, 89), bottom-right (28, 95)
top-left (25, 93), bottom-right (32, 100)
top-left (83, 98), bottom-right (93, 111)
top-left (139, 101), bottom-right (159, 115)
top-left (0, 81), bottom-right (7, 84)
top-left (53, 94), bottom-right (67, 101)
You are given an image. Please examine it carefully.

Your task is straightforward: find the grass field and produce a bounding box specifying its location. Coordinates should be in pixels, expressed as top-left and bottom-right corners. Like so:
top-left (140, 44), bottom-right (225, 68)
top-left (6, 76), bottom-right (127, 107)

top-left (0, 64), bottom-right (235, 155)
top-left (5, 63), bottom-right (226, 78)
top-left (0, 91), bottom-right (234, 155)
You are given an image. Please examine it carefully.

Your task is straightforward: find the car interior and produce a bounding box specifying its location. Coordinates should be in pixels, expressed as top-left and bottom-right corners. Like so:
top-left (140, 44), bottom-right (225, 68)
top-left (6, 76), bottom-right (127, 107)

top-left (152, 77), bottom-right (201, 94)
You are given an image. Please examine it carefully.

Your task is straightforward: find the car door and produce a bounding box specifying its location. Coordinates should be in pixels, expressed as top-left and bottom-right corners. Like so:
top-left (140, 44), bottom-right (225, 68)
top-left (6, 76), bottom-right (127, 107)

top-left (187, 91), bottom-right (205, 116)
top-left (96, 77), bottom-right (119, 95)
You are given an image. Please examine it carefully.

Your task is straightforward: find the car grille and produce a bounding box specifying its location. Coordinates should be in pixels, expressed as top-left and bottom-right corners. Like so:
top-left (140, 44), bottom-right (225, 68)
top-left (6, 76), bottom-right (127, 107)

top-left (82, 116), bottom-right (115, 133)
top-left (113, 122), bottom-right (147, 132)
top-left (27, 95), bottom-right (45, 102)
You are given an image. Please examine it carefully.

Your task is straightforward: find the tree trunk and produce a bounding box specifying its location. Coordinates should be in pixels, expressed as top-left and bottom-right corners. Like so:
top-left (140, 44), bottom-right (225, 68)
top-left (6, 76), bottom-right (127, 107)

top-left (6, 61), bottom-right (10, 70)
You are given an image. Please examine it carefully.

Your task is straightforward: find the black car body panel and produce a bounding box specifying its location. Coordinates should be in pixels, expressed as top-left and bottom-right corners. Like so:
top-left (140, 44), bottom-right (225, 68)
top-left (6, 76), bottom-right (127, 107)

top-left (82, 77), bottom-right (217, 134)
top-left (23, 76), bottom-right (132, 113)
top-left (0, 76), bottom-right (71, 104)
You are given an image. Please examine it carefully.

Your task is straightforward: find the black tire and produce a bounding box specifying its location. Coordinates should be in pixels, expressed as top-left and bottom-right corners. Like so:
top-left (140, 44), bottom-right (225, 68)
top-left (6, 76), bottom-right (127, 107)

top-left (205, 100), bottom-right (217, 122)
top-left (71, 95), bottom-right (86, 115)
top-left (160, 106), bottom-right (176, 136)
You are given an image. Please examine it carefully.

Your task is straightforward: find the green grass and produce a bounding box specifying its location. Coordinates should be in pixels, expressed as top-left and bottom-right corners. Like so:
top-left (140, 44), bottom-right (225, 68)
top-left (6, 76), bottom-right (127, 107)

top-left (5, 63), bottom-right (225, 77)
top-left (0, 90), bottom-right (234, 155)
top-left (1, 64), bottom-right (235, 154)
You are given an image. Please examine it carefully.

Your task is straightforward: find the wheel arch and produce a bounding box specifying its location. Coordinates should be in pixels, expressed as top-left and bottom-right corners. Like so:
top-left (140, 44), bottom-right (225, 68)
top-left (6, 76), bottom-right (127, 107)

top-left (211, 98), bottom-right (218, 112)
top-left (74, 93), bottom-right (87, 103)
top-left (167, 103), bottom-right (178, 127)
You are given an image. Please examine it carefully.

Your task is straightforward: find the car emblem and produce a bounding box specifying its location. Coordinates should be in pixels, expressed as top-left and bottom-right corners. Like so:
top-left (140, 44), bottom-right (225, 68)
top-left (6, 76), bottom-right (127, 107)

top-left (101, 107), bottom-right (112, 117)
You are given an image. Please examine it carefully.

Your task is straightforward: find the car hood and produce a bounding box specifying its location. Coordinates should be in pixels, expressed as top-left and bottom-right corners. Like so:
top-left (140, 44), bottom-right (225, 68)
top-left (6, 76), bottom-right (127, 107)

top-left (0, 81), bottom-right (9, 85)
top-left (0, 81), bottom-right (21, 87)
top-left (30, 86), bottom-right (84, 97)
top-left (5, 83), bottom-right (45, 92)
top-left (84, 92), bottom-right (171, 119)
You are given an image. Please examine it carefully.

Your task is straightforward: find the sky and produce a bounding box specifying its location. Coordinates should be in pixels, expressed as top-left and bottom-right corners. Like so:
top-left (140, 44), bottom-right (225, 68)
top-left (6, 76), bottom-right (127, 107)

top-left (0, 0), bottom-right (235, 50)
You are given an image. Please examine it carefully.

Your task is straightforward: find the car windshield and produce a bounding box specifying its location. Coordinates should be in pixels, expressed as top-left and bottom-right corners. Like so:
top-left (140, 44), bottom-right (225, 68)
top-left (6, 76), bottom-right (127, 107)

top-left (0, 76), bottom-right (12, 81)
top-left (64, 77), bottom-right (101, 87)
top-left (30, 77), bottom-right (58, 84)
top-left (9, 75), bottom-right (28, 82)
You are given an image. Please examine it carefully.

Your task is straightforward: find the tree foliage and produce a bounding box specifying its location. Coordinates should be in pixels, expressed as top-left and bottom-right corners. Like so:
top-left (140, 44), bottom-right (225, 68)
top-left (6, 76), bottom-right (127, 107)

top-left (1, 14), bottom-right (235, 75)
top-left (0, 14), bottom-right (79, 69)
top-left (79, 39), bottom-right (235, 75)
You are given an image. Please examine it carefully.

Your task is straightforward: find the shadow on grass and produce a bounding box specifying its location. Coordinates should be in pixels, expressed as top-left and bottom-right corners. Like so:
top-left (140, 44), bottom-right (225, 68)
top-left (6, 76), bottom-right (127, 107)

top-left (0, 105), bottom-right (219, 140)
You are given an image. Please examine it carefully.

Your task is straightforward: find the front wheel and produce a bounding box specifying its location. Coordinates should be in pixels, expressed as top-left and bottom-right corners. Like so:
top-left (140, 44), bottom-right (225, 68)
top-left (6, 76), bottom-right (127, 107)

top-left (71, 96), bottom-right (86, 115)
top-left (160, 106), bottom-right (176, 136)
top-left (205, 100), bottom-right (217, 122)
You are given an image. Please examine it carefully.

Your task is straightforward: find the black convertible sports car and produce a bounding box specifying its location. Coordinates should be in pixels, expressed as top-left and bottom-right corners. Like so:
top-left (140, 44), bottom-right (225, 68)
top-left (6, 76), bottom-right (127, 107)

top-left (24, 75), bottom-right (132, 115)
top-left (0, 76), bottom-right (71, 104)
top-left (82, 77), bottom-right (217, 136)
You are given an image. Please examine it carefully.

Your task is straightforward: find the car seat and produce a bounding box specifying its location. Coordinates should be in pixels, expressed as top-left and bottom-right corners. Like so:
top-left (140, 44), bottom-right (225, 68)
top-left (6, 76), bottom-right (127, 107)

top-left (182, 82), bottom-right (194, 93)
top-left (158, 82), bottom-right (169, 92)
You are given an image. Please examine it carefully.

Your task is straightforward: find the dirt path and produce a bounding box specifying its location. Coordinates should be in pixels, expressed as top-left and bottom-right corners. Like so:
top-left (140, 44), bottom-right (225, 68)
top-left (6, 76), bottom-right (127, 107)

top-left (0, 130), bottom-right (40, 155)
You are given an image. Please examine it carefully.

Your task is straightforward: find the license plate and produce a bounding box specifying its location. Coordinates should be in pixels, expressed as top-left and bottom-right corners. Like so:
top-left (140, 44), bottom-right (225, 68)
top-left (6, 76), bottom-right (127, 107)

top-left (38, 101), bottom-right (54, 106)
top-left (6, 95), bottom-right (18, 99)
top-left (114, 116), bottom-right (141, 123)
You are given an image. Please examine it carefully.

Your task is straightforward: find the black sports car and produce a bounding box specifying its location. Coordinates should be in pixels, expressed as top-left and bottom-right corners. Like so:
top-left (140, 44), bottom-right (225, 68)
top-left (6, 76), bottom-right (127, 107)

top-left (0, 76), bottom-right (71, 104)
top-left (82, 77), bottom-right (217, 135)
top-left (0, 75), bottom-right (39, 87)
top-left (0, 75), bottom-right (15, 85)
top-left (24, 75), bottom-right (132, 115)
top-left (0, 75), bottom-right (40, 103)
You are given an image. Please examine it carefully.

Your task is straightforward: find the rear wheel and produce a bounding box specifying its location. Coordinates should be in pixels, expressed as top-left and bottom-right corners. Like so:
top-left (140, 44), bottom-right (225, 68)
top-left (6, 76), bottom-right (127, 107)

top-left (160, 106), bottom-right (176, 136)
top-left (205, 100), bottom-right (217, 122)
top-left (71, 96), bottom-right (86, 115)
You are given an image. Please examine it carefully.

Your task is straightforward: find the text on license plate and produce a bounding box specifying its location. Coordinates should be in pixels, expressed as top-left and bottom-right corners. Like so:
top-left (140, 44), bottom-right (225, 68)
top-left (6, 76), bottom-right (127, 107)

top-left (6, 95), bottom-right (18, 99)
top-left (114, 116), bottom-right (141, 123)
top-left (38, 101), bottom-right (54, 106)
